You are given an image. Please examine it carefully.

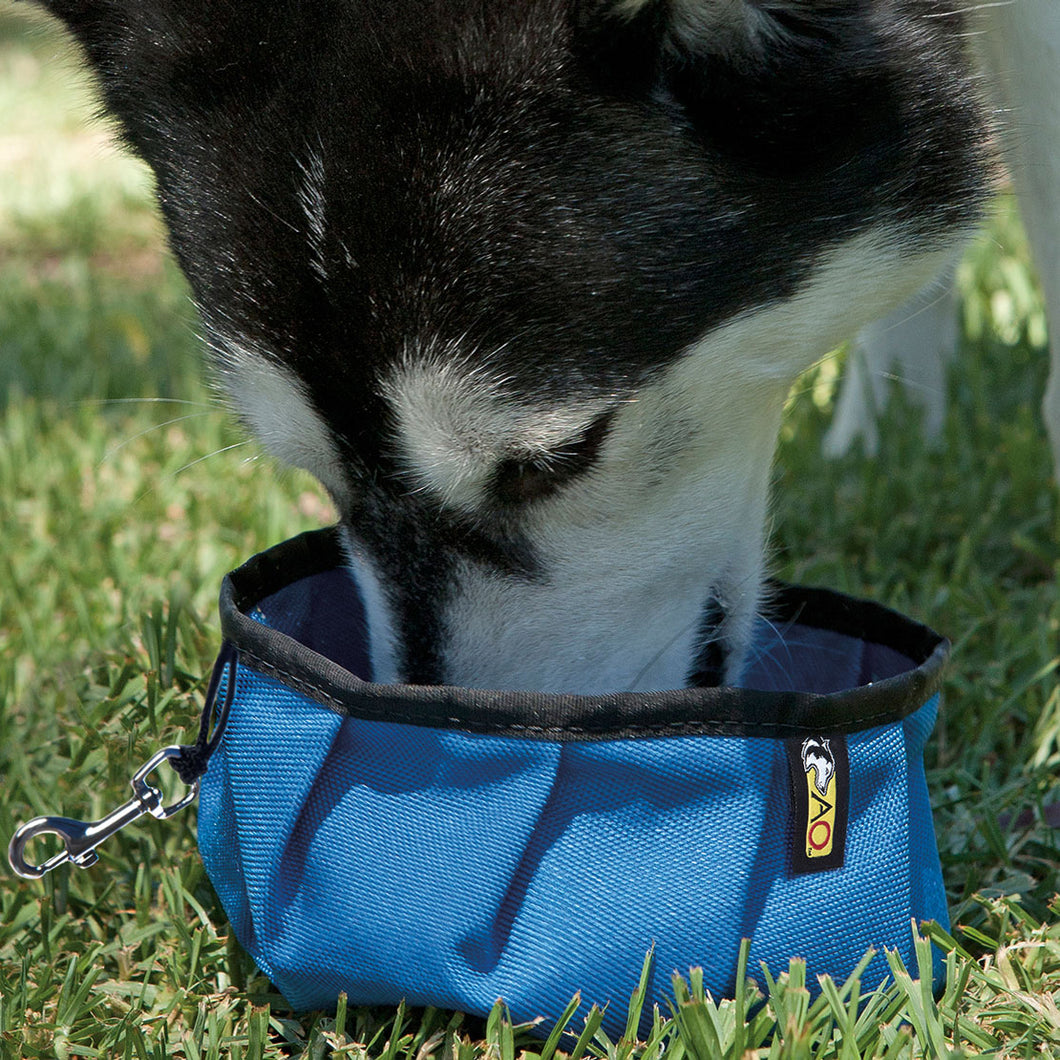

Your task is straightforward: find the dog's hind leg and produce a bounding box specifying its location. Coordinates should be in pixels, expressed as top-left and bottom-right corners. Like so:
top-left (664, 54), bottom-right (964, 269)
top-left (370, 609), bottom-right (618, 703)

top-left (977, 0), bottom-right (1060, 481)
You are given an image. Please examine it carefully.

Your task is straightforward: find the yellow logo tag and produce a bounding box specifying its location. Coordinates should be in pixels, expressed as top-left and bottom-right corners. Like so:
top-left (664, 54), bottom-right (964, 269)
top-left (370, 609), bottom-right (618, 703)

top-left (802, 748), bottom-right (837, 858)
top-left (788, 734), bottom-right (847, 874)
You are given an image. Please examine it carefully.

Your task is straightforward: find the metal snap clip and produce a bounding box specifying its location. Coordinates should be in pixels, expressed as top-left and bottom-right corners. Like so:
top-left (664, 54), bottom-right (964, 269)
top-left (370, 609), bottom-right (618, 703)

top-left (7, 746), bottom-right (199, 880)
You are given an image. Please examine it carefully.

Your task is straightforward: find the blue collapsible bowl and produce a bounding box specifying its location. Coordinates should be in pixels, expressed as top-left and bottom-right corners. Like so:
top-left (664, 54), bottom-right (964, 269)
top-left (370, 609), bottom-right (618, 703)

top-left (198, 528), bottom-right (949, 1035)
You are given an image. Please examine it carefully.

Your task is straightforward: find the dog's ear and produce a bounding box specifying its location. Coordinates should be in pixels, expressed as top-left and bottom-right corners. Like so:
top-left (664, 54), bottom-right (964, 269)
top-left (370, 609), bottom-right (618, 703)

top-left (576, 0), bottom-right (870, 83)
top-left (632, 0), bottom-right (861, 54)
top-left (578, 0), bottom-right (861, 58)
top-left (576, 0), bottom-right (893, 169)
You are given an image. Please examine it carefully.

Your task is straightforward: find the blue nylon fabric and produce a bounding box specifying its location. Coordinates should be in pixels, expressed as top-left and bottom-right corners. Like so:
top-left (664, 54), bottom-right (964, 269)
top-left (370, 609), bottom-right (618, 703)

top-left (197, 566), bottom-right (948, 1036)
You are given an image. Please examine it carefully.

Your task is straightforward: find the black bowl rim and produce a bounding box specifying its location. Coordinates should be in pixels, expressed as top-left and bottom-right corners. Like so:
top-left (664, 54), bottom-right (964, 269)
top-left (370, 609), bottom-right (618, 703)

top-left (218, 527), bottom-right (949, 741)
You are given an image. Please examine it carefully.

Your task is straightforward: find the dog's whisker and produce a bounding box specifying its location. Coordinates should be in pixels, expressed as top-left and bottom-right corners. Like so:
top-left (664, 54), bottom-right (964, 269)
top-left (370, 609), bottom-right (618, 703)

top-left (878, 290), bottom-right (955, 334)
top-left (76, 396), bottom-right (222, 410)
top-left (95, 411), bottom-right (216, 468)
top-left (624, 611), bottom-right (706, 693)
top-left (171, 441), bottom-right (255, 477)
top-left (923, 1), bottom-right (1015, 18)
top-left (864, 370), bottom-right (946, 398)
top-left (743, 611), bottom-right (799, 688)
top-left (131, 440), bottom-right (255, 507)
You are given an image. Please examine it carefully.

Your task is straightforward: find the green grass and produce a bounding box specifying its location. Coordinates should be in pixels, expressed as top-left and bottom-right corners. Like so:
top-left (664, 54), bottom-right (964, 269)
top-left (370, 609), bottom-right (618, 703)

top-left (1, 3), bottom-right (1059, 1056)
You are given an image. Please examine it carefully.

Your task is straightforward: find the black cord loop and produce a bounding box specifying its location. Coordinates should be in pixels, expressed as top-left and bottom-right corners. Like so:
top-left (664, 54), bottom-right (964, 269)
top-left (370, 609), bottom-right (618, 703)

top-left (171, 641), bottom-right (238, 785)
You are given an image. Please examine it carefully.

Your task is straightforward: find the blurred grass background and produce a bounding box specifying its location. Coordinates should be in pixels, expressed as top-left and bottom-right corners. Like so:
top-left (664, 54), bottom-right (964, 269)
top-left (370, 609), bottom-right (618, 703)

top-left (1, 1), bottom-right (1058, 1055)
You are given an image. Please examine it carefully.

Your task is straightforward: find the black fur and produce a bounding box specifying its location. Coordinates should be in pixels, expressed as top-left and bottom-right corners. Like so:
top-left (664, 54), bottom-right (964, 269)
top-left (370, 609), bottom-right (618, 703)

top-left (686, 593), bottom-right (728, 689)
top-left (34, 0), bottom-right (989, 417)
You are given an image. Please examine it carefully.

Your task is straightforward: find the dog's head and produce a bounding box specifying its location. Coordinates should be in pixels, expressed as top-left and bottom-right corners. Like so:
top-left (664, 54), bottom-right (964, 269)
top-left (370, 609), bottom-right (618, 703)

top-left (40, 0), bottom-right (991, 692)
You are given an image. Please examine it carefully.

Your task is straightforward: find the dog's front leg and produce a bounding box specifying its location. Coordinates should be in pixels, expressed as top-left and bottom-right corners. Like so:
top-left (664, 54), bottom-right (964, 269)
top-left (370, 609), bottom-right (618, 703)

top-left (823, 274), bottom-right (959, 458)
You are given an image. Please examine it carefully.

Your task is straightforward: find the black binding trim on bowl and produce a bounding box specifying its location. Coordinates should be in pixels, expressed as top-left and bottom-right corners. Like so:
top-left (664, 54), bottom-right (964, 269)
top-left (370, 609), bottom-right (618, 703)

top-left (219, 528), bottom-right (949, 741)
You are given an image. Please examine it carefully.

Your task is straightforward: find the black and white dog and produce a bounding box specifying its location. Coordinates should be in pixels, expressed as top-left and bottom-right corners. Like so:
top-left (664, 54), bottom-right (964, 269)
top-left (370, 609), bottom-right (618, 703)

top-left (31, 0), bottom-right (996, 694)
